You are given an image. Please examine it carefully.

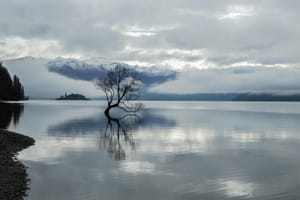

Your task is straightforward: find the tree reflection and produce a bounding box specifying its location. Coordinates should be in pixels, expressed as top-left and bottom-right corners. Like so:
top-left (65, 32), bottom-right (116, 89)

top-left (46, 108), bottom-right (177, 160)
top-left (99, 115), bottom-right (140, 161)
top-left (0, 102), bottom-right (24, 129)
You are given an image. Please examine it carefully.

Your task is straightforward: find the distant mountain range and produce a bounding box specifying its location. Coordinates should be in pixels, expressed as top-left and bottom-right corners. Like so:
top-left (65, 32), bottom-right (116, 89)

top-left (3, 56), bottom-right (300, 101)
top-left (233, 93), bottom-right (300, 101)
top-left (138, 93), bottom-right (300, 101)
top-left (48, 57), bottom-right (177, 88)
top-left (139, 93), bottom-right (238, 101)
top-left (3, 57), bottom-right (177, 99)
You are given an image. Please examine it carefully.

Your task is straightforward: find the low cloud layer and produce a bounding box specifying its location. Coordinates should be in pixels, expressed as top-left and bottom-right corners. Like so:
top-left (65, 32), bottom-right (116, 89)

top-left (150, 67), bottom-right (300, 94)
top-left (3, 57), bottom-right (300, 98)
top-left (47, 58), bottom-right (176, 88)
top-left (4, 58), bottom-right (99, 99)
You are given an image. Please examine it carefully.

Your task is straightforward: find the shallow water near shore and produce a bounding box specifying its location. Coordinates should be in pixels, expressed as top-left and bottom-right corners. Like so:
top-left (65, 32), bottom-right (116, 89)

top-left (5, 100), bottom-right (300, 200)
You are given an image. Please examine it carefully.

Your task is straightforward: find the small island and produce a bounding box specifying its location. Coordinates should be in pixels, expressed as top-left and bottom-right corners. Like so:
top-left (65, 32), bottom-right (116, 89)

top-left (56, 93), bottom-right (90, 100)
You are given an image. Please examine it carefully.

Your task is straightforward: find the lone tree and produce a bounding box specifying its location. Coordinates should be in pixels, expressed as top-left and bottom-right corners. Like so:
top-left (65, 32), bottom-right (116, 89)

top-left (96, 64), bottom-right (143, 117)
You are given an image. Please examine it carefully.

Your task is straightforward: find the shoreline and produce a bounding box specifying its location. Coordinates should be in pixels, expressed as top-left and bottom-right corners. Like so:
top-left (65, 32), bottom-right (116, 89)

top-left (0, 129), bottom-right (35, 200)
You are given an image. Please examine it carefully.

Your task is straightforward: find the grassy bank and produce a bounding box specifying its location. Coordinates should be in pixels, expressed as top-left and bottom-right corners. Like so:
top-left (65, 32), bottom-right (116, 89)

top-left (0, 129), bottom-right (35, 200)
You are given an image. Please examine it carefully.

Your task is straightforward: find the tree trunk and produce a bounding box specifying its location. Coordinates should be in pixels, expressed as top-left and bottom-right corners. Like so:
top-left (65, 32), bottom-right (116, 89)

top-left (104, 103), bottom-right (119, 117)
top-left (104, 107), bottom-right (110, 117)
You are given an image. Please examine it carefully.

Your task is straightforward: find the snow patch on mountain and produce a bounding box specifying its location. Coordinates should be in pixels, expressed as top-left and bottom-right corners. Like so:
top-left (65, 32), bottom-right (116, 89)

top-left (47, 58), bottom-right (177, 87)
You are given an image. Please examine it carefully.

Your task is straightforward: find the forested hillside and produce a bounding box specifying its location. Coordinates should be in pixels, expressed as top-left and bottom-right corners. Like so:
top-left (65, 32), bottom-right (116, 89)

top-left (0, 62), bottom-right (26, 100)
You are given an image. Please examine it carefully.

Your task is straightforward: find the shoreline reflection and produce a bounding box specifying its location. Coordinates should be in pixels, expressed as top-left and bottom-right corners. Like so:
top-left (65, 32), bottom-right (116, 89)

top-left (0, 102), bottom-right (24, 129)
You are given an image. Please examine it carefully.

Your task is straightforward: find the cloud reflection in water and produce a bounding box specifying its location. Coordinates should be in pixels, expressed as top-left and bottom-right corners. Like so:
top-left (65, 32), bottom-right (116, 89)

top-left (9, 101), bottom-right (300, 199)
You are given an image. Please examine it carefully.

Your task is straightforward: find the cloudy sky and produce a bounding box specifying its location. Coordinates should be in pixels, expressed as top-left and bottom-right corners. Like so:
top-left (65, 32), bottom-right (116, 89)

top-left (1, 0), bottom-right (299, 69)
top-left (1, 0), bottom-right (300, 96)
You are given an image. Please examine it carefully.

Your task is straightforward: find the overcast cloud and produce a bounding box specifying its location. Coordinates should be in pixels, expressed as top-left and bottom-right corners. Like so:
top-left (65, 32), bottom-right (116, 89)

top-left (1, 0), bottom-right (300, 95)
top-left (0, 0), bottom-right (299, 69)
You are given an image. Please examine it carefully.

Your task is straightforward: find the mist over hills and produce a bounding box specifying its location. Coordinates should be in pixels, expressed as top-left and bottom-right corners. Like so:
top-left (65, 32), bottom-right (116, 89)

top-left (48, 57), bottom-right (176, 88)
top-left (2, 57), bottom-right (177, 99)
top-left (3, 56), bottom-right (300, 100)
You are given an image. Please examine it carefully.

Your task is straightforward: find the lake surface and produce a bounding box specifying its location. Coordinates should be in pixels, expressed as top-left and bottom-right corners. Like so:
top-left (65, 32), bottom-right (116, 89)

top-left (4, 100), bottom-right (300, 200)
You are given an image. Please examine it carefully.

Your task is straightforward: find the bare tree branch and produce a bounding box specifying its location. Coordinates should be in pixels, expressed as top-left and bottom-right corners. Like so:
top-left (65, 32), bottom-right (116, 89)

top-left (96, 64), bottom-right (144, 117)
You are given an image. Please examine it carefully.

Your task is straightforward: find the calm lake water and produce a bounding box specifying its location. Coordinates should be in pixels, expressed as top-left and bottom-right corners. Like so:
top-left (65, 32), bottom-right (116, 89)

top-left (4, 100), bottom-right (300, 200)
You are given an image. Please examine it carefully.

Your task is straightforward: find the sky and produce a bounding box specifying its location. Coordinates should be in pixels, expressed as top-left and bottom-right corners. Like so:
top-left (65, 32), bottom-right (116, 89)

top-left (1, 0), bottom-right (300, 70)
top-left (1, 0), bottom-right (300, 96)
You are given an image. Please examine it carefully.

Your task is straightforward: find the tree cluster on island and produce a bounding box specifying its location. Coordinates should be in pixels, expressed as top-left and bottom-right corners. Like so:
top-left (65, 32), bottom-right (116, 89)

top-left (0, 62), bottom-right (27, 101)
top-left (56, 93), bottom-right (90, 100)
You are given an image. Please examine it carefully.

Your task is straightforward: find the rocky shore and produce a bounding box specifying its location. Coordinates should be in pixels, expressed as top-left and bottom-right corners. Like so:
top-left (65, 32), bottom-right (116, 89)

top-left (0, 129), bottom-right (35, 200)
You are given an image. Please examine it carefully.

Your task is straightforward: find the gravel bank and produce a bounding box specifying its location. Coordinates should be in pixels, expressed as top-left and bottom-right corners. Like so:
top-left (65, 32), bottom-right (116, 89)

top-left (0, 129), bottom-right (35, 200)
